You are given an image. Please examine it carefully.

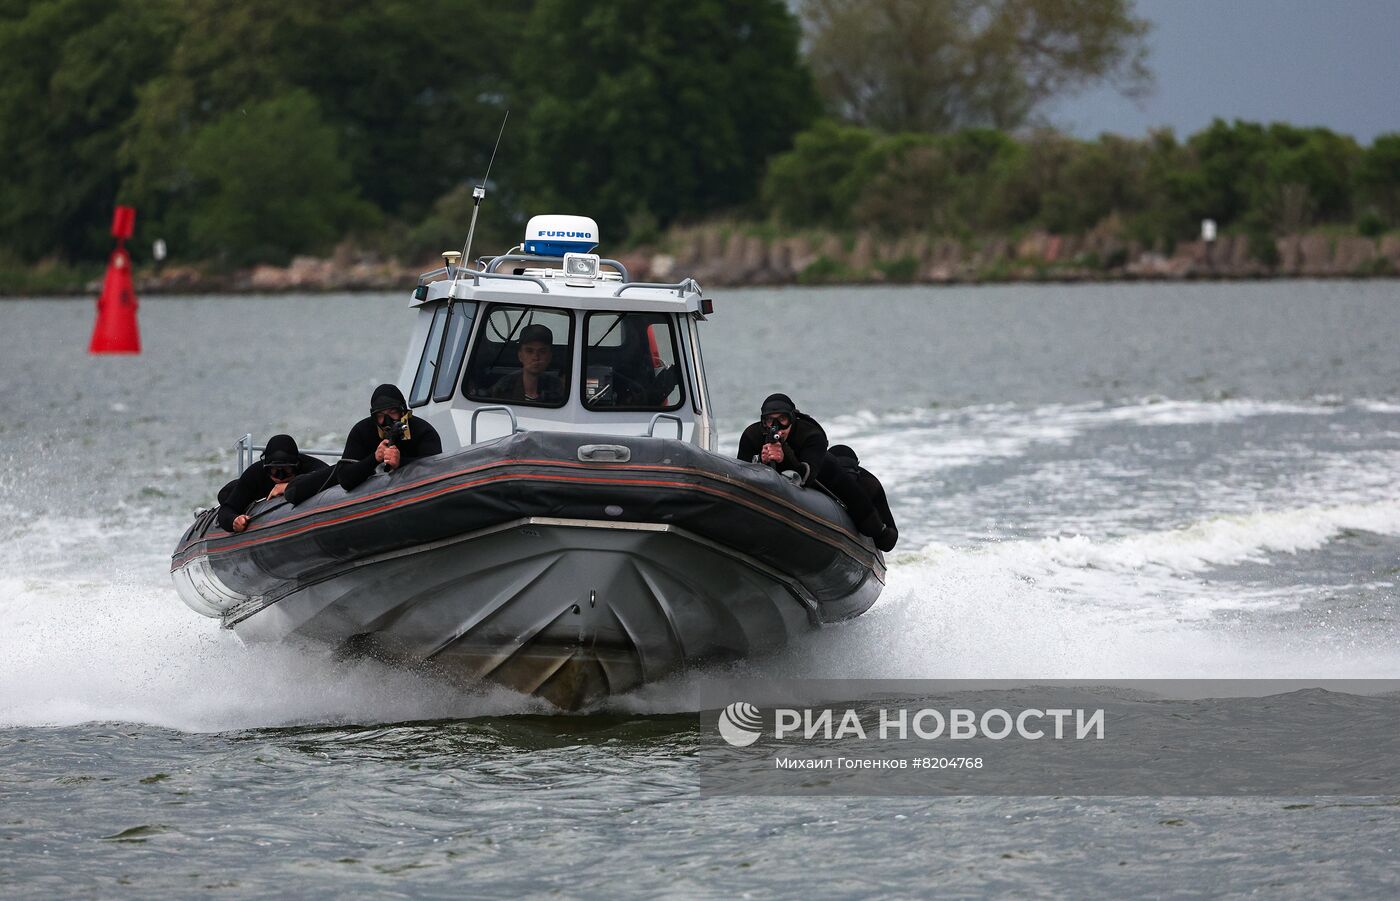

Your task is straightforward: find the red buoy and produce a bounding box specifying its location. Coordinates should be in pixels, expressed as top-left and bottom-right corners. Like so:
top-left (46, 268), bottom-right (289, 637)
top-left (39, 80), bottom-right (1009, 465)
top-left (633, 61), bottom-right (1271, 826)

top-left (89, 206), bottom-right (141, 354)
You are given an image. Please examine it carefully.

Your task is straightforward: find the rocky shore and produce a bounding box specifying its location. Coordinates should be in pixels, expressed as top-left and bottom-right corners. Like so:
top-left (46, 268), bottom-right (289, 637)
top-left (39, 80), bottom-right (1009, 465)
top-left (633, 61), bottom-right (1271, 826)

top-left (649, 225), bottom-right (1400, 286)
top-left (93, 227), bottom-right (1400, 295)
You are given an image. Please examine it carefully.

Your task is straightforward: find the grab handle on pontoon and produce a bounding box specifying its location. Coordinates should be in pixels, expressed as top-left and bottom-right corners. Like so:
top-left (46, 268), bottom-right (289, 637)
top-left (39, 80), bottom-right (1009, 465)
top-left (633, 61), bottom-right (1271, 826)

top-left (470, 406), bottom-right (520, 444)
top-left (577, 444), bottom-right (632, 463)
top-left (646, 413), bottom-right (684, 439)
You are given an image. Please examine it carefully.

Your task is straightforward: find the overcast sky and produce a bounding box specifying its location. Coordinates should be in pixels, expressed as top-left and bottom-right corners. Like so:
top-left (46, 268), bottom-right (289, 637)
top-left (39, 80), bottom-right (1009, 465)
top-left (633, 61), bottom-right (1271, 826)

top-left (1047, 0), bottom-right (1400, 143)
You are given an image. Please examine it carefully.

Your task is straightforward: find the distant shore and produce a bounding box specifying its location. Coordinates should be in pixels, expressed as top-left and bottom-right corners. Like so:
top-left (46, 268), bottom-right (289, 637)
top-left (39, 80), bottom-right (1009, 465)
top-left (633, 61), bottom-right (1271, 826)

top-left (6, 226), bottom-right (1398, 297)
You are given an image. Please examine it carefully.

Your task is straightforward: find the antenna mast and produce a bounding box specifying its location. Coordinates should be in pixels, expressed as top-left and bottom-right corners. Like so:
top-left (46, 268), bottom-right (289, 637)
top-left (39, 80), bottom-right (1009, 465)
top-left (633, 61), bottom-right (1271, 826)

top-left (435, 111), bottom-right (509, 394)
top-left (451, 110), bottom-right (509, 292)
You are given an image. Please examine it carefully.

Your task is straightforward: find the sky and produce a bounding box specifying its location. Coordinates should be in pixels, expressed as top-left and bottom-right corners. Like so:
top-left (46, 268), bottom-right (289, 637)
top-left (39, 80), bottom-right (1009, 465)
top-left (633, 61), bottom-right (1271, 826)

top-left (1047, 0), bottom-right (1400, 143)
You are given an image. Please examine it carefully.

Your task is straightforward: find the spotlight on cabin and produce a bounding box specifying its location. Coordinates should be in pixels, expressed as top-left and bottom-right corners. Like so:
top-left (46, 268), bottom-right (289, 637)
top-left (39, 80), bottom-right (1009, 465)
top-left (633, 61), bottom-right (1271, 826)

top-left (564, 252), bottom-right (600, 287)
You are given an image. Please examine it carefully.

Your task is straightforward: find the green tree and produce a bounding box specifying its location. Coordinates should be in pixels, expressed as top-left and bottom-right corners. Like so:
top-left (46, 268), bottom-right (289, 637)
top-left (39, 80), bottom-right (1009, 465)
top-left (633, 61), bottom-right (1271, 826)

top-left (800, 0), bottom-right (1151, 133)
top-left (761, 121), bottom-right (877, 228)
top-left (294, 0), bottom-right (522, 222)
top-left (0, 0), bottom-right (179, 261)
top-left (1128, 129), bottom-right (1195, 248)
top-left (1179, 119), bottom-right (1269, 226)
top-left (848, 128), bottom-right (1021, 234)
top-left (513, 0), bottom-right (819, 240)
top-left (119, 0), bottom-right (317, 257)
top-left (1257, 125), bottom-right (1359, 231)
top-left (183, 91), bottom-right (375, 265)
top-left (121, 0), bottom-right (518, 260)
top-left (1184, 120), bottom-right (1361, 235)
top-left (1356, 133), bottom-right (1400, 228)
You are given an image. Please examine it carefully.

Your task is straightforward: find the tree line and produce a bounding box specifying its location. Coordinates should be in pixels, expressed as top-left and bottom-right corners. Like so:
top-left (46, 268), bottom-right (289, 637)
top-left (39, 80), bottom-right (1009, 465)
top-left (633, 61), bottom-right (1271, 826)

top-left (763, 120), bottom-right (1400, 261)
top-left (1, 0), bottom-right (1393, 272)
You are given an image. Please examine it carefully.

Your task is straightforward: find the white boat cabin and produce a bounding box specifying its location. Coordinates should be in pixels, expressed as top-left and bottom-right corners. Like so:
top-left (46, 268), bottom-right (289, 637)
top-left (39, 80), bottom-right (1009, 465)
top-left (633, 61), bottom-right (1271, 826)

top-left (395, 215), bottom-right (717, 454)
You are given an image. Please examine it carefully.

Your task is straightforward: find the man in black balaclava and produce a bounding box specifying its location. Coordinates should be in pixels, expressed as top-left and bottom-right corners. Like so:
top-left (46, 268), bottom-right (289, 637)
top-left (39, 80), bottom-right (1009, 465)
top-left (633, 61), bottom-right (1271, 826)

top-left (216, 434), bottom-right (329, 533)
top-left (737, 393), bottom-right (897, 551)
top-left (828, 444), bottom-right (898, 552)
top-left (336, 383), bottom-right (443, 492)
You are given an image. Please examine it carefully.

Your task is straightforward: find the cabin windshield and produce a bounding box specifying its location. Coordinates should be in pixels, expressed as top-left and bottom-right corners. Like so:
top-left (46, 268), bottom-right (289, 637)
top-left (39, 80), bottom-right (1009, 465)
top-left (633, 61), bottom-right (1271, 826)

top-left (464, 304), bottom-right (575, 408)
top-left (409, 301), bottom-right (479, 407)
top-left (581, 312), bottom-right (684, 411)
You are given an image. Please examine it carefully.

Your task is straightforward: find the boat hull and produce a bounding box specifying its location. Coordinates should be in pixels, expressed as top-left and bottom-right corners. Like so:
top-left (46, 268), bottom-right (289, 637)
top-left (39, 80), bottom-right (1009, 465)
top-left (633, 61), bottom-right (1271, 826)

top-left (172, 431), bottom-right (884, 708)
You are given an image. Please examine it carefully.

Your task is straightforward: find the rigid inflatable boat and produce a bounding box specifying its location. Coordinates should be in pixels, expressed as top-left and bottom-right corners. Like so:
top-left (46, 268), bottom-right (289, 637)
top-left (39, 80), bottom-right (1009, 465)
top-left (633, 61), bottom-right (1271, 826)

top-left (172, 215), bottom-right (883, 708)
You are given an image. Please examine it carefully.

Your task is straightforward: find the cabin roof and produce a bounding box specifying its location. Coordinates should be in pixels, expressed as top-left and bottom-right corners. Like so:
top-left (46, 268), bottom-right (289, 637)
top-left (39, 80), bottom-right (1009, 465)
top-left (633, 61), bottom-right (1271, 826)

top-left (413, 271), bottom-right (706, 315)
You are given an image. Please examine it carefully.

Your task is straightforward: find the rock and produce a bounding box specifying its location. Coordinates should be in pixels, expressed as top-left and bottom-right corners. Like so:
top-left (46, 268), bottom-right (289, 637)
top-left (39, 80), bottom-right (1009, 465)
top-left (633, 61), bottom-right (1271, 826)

top-left (1016, 232), bottom-right (1049, 261)
top-left (699, 227), bottom-right (725, 264)
top-left (649, 253), bottom-right (676, 280)
top-left (1125, 252), bottom-right (1173, 278)
top-left (786, 237), bottom-right (817, 275)
top-left (766, 241), bottom-right (791, 279)
top-left (736, 235), bottom-right (765, 282)
top-left (139, 265), bottom-right (209, 293)
top-left (250, 264), bottom-right (290, 290)
top-left (980, 239), bottom-right (1009, 263)
top-left (1228, 233), bottom-right (1253, 273)
top-left (1276, 235), bottom-right (1302, 274)
top-left (1380, 234), bottom-right (1400, 266)
top-left (1206, 235), bottom-right (1233, 273)
top-left (1178, 240), bottom-right (1208, 265)
top-left (719, 232), bottom-right (746, 279)
top-left (1298, 234), bottom-right (1332, 275)
top-left (1333, 236), bottom-right (1375, 274)
top-left (605, 252), bottom-right (644, 282)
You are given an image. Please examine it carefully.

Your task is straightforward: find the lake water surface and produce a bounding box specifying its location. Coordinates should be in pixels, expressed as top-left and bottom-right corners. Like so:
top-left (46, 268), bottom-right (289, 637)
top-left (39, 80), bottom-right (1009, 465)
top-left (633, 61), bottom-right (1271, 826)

top-left (2, 281), bottom-right (1399, 896)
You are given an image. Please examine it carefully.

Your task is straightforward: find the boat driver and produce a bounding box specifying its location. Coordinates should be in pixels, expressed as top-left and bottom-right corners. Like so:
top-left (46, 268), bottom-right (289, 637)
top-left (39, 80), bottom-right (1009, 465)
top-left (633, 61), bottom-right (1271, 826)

top-left (216, 434), bottom-right (329, 533)
top-left (336, 384), bottom-right (444, 492)
top-left (489, 323), bottom-right (566, 404)
top-left (737, 393), bottom-right (897, 551)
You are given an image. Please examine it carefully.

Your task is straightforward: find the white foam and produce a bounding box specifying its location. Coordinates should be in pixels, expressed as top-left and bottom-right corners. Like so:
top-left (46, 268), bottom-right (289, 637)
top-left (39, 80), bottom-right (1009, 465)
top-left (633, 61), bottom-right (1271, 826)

top-left (799, 399), bottom-right (1349, 503)
top-left (616, 494), bottom-right (1400, 716)
top-left (0, 512), bottom-right (546, 731)
top-left (968, 500), bottom-right (1400, 581)
top-left (5, 396), bottom-right (1399, 729)
top-left (3, 503), bottom-right (1395, 730)
top-left (651, 505), bottom-right (1400, 695)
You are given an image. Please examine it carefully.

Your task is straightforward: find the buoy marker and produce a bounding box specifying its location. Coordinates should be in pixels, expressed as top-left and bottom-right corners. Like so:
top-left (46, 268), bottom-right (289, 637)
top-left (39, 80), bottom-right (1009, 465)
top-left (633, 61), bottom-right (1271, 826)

top-left (89, 205), bottom-right (141, 354)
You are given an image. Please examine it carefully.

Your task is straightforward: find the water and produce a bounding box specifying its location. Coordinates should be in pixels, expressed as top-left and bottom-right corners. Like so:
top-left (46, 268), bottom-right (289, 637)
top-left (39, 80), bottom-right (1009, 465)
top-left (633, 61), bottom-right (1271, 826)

top-left (2, 282), bottom-right (1399, 895)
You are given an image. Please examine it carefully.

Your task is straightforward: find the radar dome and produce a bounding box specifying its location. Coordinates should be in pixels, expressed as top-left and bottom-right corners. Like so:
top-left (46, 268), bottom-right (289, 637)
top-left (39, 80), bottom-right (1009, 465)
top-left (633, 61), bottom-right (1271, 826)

top-left (524, 214), bottom-right (599, 257)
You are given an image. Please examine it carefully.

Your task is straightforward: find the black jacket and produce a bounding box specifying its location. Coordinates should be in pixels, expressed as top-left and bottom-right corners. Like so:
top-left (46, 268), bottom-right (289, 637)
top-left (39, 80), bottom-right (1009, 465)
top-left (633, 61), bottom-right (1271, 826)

top-left (831, 456), bottom-right (897, 535)
top-left (488, 370), bottom-right (567, 404)
top-left (336, 415), bottom-right (443, 492)
top-left (736, 415), bottom-right (828, 485)
top-left (216, 454), bottom-right (329, 532)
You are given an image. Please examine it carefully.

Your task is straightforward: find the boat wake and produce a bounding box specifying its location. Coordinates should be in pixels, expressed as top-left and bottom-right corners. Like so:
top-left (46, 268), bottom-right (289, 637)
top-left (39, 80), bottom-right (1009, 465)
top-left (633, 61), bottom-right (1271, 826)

top-left (3, 499), bottom-right (1396, 731)
top-left (2, 396), bottom-right (1397, 731)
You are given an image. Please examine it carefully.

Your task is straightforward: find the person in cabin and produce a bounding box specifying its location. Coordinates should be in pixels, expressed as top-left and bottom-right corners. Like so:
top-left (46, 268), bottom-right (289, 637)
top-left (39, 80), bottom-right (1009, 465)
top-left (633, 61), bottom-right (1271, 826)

top-left (488, 323), bottom-right (567, 404)
top-left (736, 393), bottom-right (897, 552)
top-left (827, 444), bottom-right (898, 552)
top-left (216, 434), bottom-right (329, 533)
top-left (336, 384), bottom-right (443, 492)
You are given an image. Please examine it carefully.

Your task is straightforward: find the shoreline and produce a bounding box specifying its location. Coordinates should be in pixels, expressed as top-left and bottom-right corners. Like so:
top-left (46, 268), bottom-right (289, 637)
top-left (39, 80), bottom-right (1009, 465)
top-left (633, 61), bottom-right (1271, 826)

top-left (6, 228), bottom-right (1398, 297)
top-left (8, 270), bottom-right (1396, 299)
